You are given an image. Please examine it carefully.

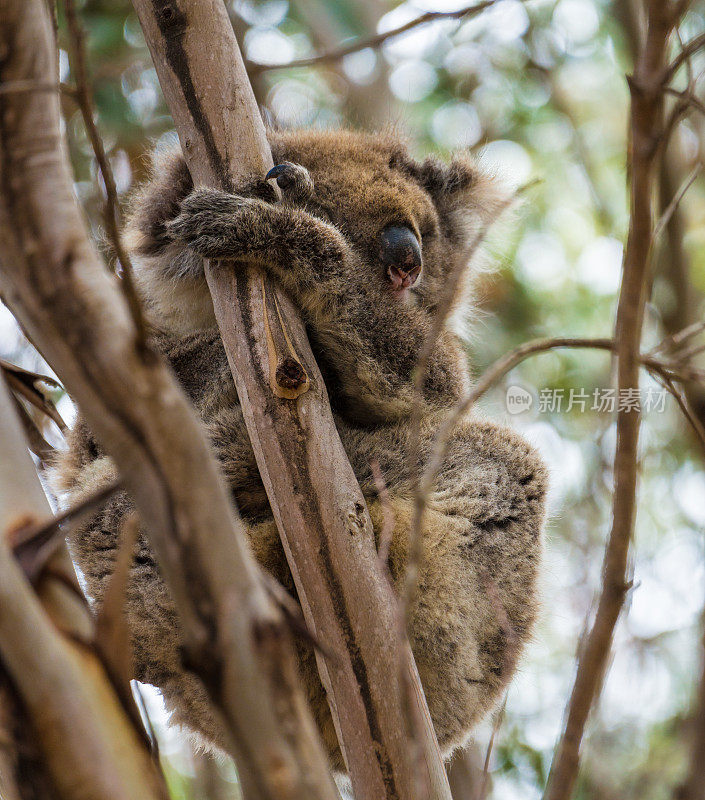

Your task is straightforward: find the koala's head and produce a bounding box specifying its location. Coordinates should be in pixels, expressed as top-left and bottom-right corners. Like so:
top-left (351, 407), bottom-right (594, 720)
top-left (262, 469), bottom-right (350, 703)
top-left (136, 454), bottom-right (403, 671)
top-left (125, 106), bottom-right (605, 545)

top-left (269, 129), bottom-right (504, 305)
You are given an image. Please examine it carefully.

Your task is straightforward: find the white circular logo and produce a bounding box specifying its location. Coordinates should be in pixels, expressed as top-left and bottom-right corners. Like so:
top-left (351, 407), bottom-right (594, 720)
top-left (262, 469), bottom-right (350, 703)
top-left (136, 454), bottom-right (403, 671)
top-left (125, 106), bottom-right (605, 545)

top-left (505, 385), bottom-right (533, 415)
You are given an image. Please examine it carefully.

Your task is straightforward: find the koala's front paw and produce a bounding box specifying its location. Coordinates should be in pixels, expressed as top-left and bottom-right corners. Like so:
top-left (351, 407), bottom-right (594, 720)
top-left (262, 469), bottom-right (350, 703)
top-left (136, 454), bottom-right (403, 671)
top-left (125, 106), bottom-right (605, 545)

top-left (266, 162), bottom-right (314, 203)
top-left (166, 188), bottom-right (260, 259)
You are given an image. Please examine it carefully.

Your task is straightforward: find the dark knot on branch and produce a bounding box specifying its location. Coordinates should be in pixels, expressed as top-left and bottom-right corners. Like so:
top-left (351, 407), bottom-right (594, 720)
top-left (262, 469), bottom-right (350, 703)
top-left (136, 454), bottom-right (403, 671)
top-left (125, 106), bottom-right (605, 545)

top-left (276, 357), bottom-right (307, 392)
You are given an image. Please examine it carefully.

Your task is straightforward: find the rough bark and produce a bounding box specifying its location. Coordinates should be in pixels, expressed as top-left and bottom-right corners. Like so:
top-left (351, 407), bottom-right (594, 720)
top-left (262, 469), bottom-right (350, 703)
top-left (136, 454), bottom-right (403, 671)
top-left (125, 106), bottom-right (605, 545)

top-left (129, 2), bottom-right (451, 799)
top-left (0, 375), bottom-right (168, 800)
top-left (0, 3), bottom-right (339, 799)
top-left (544, 4), bottom-right (680, 799)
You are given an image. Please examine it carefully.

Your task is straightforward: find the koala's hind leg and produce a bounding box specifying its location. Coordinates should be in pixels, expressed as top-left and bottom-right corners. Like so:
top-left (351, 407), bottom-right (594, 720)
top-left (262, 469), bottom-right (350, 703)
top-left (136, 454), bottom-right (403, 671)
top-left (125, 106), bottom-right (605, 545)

top-left (365, 417), bottom-right (547, 756)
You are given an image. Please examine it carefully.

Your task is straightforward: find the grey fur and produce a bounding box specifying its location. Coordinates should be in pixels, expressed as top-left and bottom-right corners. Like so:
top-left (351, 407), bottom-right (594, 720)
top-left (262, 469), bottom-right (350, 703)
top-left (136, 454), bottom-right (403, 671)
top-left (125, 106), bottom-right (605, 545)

top-left (51, 128), bottom-right (547, 770)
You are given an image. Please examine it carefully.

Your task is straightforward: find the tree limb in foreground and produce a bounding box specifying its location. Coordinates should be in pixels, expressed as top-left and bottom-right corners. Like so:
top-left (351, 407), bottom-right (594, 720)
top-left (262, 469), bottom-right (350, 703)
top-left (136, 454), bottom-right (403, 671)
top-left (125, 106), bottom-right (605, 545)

top-left (0, 374), bottom-right (168, 800)
top-left (130, 1), bottom-right (451, 798)
top-left (0, 3), bottom-right (339, 799)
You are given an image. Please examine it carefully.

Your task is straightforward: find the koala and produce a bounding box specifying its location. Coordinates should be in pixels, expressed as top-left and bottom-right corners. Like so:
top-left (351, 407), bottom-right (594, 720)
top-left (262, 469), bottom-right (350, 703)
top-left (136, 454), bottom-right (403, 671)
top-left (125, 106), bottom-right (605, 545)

top-left (51, 129), bottom-right (547, 771)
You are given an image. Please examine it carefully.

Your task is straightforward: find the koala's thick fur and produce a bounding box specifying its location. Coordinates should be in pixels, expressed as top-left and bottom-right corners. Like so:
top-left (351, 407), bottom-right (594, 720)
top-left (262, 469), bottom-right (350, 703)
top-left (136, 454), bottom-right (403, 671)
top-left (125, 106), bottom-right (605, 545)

top-left (51, 129), bottom-right (547, 769)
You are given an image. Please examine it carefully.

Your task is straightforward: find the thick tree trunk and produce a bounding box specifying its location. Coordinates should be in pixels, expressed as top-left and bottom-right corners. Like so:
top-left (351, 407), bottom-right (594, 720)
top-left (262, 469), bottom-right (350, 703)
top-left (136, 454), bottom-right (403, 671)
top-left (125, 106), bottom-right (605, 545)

top-left (130, 2), bottom-right (452, 799)
top-left (0, 3), bottom-right (339, 799)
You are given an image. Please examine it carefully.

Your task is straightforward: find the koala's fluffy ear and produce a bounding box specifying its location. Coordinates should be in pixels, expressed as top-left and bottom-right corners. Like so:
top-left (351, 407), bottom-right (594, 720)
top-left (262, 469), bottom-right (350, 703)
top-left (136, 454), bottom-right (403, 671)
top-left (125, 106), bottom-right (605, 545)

top-left (405, 156), bottom-right (476, 198)
top-left (392, 150), bottom-right (506, 244)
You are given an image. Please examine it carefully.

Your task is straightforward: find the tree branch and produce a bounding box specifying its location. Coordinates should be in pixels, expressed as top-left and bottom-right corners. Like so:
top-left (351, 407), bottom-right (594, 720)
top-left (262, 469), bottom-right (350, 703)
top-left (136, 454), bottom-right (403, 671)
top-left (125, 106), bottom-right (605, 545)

top-left (130, 1), bottom-right (452, 798)
top-left (0, 374), bottom-right (168, 800)
top-left (544, 4), bottom-right (680, 797)
top-left (0, 3), bottom-right (341, 799)
top-left (411, 332), bottom-right (703, 567)
top-left (62, 0), bottom-right (147, 349)
top-left (250, 0), bottom-right (511, 73)
top-left (288, 0), bottom-right (394, 129)
top-left (1, 359), bottom-right (66, 432)
top-left (665, 30), bottom-right (705, 82)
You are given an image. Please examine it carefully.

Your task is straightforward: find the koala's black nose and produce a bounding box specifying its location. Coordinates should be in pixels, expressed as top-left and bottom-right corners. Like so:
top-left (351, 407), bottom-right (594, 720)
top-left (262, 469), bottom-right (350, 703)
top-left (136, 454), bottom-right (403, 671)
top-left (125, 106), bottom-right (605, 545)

top-left (379, 225), bottom-right (422, 290)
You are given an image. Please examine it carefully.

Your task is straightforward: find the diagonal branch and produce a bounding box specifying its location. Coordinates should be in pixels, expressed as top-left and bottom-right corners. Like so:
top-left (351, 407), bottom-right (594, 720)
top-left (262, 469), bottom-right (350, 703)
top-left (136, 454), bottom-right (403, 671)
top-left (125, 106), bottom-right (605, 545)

top-left (1, 359), bottom-right (66, 432)
top-left (412, 333), bottom-right (704, 549)
top-left (664, 30), bottom-right (705, 82)
top-left (62, 0), bottom-right (147, 349)
top-left (653, 164), bottom-right (702, 239)
top-left (130, 1), bottom-right (452, 798)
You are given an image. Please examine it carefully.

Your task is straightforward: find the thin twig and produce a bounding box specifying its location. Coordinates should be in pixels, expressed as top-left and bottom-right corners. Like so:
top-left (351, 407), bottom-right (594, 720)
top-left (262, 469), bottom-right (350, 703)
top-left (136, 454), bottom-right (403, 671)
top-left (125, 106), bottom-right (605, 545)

top-left (415, 335), bottom-right (703, 530)
top-left (250, 0), bottom-right (517, 73)
top-left (661, 93), bottom-right (691, 154)
top-left (476, 695), bottom-right (507, 800)
top-left (62, 0), bottom-right (147, 351)
top-left (674, 340), bottom-right (705, 363)
top-left (10, 478), bottom-right (122, 556)
top-left (259, 570), bottom-right (337, 663)
top-left (664, 86), bottom-right (705, 116)
top-left (665, 30), bottom-right (705, 82)
top-left (10, 394), bottom-right (56, 468)
top-left (660, 26), bottom-right (705, 148)
top-left (1, 359), bottom-right (67, 432)
top-left (678, 27), bottom-right (695, 86)
top-left (651, 320), bottom-right (705, 354)
top-left (659, 375), bottom-right (705, 454)
top-left (411, 332), bottom-right (705, 597)
top-left (653, 164), bottom-right (702, 240)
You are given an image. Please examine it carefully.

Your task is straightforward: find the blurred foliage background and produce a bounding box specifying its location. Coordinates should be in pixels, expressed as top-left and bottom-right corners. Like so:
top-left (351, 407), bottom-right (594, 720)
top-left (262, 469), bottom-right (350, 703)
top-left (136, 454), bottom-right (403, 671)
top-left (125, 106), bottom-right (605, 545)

top-left (2, 0), bottom-right (705, 797)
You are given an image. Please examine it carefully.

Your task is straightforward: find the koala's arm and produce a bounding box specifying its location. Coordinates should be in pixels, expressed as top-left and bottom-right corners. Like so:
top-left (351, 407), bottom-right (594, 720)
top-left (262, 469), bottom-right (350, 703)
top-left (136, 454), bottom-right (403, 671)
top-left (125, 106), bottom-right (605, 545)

top-left (126, 154), bottom-right (466, 421)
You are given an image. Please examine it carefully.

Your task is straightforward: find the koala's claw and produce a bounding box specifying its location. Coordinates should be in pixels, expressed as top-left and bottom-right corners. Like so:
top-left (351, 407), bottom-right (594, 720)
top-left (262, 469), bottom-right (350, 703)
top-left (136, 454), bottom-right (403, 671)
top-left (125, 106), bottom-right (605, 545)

top-left (266, 162), bottom-right (314, 203)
